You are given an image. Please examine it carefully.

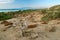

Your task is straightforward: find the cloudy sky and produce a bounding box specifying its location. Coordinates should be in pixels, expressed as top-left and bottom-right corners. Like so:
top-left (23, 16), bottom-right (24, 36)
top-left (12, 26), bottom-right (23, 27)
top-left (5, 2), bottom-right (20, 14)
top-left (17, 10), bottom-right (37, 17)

top-left (0, 0), bottom-right (60, 9)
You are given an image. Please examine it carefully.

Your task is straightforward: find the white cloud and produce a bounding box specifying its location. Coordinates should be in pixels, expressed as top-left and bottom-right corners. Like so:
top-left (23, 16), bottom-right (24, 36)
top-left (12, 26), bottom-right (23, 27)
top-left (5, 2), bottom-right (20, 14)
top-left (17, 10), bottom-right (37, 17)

top-left (0, 0), bottom-right (14, 4)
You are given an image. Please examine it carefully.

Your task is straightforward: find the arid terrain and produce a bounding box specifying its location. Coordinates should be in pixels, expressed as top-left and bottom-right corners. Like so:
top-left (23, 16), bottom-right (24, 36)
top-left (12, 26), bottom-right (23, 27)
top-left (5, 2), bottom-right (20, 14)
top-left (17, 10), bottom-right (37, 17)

top-left (0, 11), bottom-right (60, 40)
top-left (0, 5), bottom-right (60, 40)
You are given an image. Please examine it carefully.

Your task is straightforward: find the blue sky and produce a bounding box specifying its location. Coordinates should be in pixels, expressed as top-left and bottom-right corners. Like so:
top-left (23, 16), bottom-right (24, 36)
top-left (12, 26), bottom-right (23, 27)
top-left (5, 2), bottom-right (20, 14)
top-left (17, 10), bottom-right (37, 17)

top-left (0, 0), bottom-right (60, 9)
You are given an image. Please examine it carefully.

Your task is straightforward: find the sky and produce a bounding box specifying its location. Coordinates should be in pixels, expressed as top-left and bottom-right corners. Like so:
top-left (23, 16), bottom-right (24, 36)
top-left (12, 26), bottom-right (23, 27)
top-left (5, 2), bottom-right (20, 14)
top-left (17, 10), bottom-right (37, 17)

top-left (0, 0), bottom-right (60, 9)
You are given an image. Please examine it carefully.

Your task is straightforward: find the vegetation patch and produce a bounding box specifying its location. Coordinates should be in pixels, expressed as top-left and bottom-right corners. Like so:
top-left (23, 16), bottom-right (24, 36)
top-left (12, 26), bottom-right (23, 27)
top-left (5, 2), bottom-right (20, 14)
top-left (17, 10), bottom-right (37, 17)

top-left (41, 5), bottom-right (60, 22)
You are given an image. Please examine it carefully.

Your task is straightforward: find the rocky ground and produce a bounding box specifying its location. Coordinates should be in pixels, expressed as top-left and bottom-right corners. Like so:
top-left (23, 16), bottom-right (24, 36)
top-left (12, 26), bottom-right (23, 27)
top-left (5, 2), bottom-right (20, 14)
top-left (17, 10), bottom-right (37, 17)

top-left (0, 12), bottom-right (60, 40)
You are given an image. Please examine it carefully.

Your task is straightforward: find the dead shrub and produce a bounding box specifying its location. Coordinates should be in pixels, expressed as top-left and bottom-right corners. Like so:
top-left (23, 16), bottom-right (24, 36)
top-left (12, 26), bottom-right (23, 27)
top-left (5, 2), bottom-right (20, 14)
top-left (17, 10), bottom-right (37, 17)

top-left (49, 27), bottom-right (56, 32)
top-left (57, 22), bottom-right (60, 24)
top-left (22, 30), bottom-right (32, 37)
top-left (41, 21), bottom-right (48, 24)
top-left (27, 24), bottom-right (37, 29)
top-left (1, 21), bottom-right (13, 26)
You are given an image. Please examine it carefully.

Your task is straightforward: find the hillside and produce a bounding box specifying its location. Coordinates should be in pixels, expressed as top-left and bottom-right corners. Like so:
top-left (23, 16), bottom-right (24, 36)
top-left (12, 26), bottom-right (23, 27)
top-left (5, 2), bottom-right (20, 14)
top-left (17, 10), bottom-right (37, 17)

top-left (41, 5), bottom-right (60, 22)
top-left (49, 5), bottom-right (60, 11)
top-left (0, 5), bottom-right (60, 40)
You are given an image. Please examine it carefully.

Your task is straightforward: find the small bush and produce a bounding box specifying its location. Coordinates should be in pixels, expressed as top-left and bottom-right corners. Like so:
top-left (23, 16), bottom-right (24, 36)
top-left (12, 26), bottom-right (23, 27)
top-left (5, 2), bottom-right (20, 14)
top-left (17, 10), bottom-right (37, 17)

top-left (0, 14), bottom-right (12, 21)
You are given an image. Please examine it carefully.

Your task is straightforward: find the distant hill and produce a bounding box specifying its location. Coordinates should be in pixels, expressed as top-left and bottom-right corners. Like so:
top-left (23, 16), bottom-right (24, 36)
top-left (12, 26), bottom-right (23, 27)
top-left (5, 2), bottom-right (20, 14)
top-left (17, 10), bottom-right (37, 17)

top-left (0, 7), bottom-right (34, 10)
top-left (49, 5), bottom-right (60, 11)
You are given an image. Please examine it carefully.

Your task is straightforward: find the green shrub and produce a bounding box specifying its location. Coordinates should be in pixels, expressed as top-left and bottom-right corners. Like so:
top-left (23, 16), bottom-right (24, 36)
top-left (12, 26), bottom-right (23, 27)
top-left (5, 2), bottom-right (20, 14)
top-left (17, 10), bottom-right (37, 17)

top-left (0, 14), bottom-right (12, 21)
top-left (41, 10), bottom-right (60, 22)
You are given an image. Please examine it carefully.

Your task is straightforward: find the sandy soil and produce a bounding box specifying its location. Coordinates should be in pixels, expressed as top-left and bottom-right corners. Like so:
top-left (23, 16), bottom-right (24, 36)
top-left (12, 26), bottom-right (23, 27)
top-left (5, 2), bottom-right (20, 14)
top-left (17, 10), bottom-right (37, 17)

top-left (0, 13), bottom-right (60, 40)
